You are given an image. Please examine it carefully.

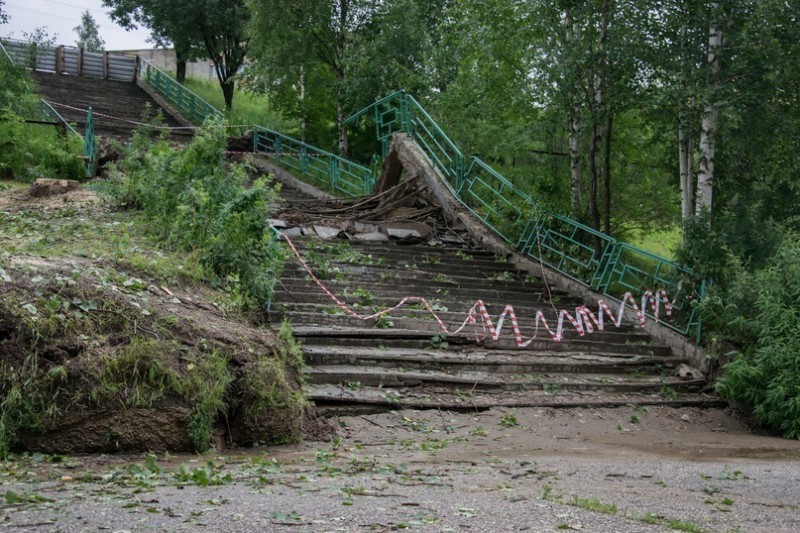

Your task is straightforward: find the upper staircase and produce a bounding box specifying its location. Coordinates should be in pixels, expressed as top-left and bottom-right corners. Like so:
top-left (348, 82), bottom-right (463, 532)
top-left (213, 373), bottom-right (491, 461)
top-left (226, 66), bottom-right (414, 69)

top-left (32, 71), bottom-right (187, 139)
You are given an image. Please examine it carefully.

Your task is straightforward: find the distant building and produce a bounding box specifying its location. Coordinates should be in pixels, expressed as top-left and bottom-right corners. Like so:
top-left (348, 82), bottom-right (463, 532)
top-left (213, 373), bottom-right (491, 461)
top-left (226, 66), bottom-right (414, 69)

top-left (111, 48), bottom-right (217, 81)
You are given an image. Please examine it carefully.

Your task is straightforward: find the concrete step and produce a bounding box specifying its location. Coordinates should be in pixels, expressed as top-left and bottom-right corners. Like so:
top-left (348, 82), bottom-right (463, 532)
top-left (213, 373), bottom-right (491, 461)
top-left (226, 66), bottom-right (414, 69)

top-left (304, 365), bottom-right (703, 393)
top-left (291, 326), bottom-right (673, 356)
top-left (301, 345), bottom-right (685, 374)
top-left (32, 71), bottom-right (186, 138)
top-left (306, 384), bottom-right (722, 412)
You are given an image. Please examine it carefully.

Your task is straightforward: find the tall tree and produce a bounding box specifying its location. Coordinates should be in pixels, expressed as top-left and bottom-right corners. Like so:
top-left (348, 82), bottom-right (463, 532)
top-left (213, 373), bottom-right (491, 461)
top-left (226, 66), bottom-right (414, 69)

top-left (104, 0), bottom-right (249, 110)
top-left (104, 0), bottom-right (200, 82)
top-left (248, 0), bottom-right (382, 155)
top-left (74, 10), bottom-right (105, 51)
top-left (694, 2), bottom-right (721, 218)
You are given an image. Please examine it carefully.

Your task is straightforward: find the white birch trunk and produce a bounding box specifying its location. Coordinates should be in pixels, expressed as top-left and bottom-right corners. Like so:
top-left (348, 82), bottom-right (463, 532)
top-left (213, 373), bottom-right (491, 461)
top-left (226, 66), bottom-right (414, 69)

top-left (695, 11), bottom-right (721, 217)
top-left (565, 10), bottom-right (583, 216)
top-left (679, 122), bottom-right (693, 219)
top-left (569, 112), bottom-right (583, 215)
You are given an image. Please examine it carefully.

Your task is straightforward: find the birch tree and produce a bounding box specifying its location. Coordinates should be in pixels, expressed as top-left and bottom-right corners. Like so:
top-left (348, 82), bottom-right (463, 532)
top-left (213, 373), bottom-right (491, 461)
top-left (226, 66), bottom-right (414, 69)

top-left (695, 4), bottom-right (721, 217)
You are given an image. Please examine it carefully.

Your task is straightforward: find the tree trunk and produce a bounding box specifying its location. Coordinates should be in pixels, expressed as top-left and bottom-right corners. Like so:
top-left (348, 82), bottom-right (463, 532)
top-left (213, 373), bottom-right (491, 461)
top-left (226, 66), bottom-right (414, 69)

top-left (603, 112), bottom-right (613, 236)
top-left (176, 60), bottom-right (187, 83)
top-left (588, 121), bottom-right (601, 233)
top-left (678, 115), bottom-right (694, 220)
top-left (565, 9), bottom-right (582, 217)
top-left (695, 8), bottom-right (721, 217)
top-left (299, 65), bottom-right (307, 141)
top-left (221, 79), bottom-right (235, 111)
top-left (336, 98), bottom-right (348, 157)
top-left (569, 111), bottom-right (583, 216)
top-left (175, 41), bottom-right (192, 84)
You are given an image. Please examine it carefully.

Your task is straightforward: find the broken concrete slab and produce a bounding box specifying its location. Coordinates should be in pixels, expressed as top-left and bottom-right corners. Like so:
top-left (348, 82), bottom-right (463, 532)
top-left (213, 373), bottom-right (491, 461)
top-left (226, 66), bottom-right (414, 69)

top-left (280, 227), bottom-right (303, 237)
top-left (382, 221), bottom-right (433, 240)
top-left (353, 232), bottom-right (390, 242)
top-left (353, 222), bottom-right (379, 233)
top-left (314, 225), bottom-right (341, 239)
top-left (269, 219), bottom-right (288, 229)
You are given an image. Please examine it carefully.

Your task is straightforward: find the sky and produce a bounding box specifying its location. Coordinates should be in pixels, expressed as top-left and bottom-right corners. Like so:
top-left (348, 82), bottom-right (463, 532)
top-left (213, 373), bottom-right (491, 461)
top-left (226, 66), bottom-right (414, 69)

top-left (2, 0), bottom-right (153, 50)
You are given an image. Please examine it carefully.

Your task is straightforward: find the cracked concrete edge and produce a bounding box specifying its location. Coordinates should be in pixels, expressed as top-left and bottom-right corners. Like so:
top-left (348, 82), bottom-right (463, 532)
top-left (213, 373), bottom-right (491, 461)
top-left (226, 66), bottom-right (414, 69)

top-left (386, 133), bottom-right (710, 374)
top-left (249, 156), bottom-right (335, 201)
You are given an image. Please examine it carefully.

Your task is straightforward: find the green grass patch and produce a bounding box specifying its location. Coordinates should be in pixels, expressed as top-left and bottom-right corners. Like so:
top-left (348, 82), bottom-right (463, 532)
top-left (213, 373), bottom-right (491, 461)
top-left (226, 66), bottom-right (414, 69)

top-left (628, 227), bottom-right (681, 260)
top-left (181, 77), bottom-right (298, 134)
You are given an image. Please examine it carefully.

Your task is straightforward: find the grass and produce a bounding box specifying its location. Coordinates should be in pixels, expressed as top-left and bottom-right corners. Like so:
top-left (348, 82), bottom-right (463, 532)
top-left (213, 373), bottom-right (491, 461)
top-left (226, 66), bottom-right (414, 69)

top-left (628, 227), bottom-right (681, 260)
top-left (180, 77), bottom-right (298, 134)
top-left (0, 193), bottom-right (206, 287)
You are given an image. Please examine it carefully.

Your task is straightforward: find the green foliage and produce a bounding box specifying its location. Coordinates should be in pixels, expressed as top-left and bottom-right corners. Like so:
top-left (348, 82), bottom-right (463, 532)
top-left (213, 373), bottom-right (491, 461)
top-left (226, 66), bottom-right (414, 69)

top-left (180, 77), bottom-right (296, 133)
top-left (106, 120), bottom-right (284, 311)
top-left (714, 236), bottom-right (800, 439)
top-left (73, 10), bottom-right (105, 51)
top-left (0, 112), bottom-right (84, 182)
top-left (0, 57), bottom-right (83, 182)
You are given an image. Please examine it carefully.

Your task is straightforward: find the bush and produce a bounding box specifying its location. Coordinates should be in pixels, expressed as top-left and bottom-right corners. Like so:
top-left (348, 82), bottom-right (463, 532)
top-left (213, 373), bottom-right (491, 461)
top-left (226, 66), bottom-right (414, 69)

top-left (714, 236), bottom-right (800, 439)
top-left (0, 57), bottom-right (84, 181)
top-left (0, 111), bottom-right (85, 181)
top-left (107, 119), bottom-right (284, 311)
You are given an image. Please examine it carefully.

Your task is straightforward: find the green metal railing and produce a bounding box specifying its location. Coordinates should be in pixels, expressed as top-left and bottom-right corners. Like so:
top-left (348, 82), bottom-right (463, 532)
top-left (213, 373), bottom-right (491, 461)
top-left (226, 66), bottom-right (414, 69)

top-left (253, 126), bottom-right (375, 197)
top-left (82, 108), bottom-right (96, 177)
top-left (136, 59), bottom-right (223, 124)
top-left (39, 99), bottom-right (82, 139)
top-left (134, 57), bottom-right (374, 197)
top-left (346, 90), bottom-right (704, 339)
top-left (3, 38), bottom-right (95, 177)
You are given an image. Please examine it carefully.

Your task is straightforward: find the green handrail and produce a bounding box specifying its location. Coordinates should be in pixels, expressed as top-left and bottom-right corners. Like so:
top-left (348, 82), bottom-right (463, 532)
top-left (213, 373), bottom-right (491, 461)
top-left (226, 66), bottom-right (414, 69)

top-left (39, 99), bottom-right (83, 139)
top-left (345, 91), bottom-right (704, 339)
top-left (136, 58), bottom-right (223, 124)
top-left (253, 126), bottom-right (374, 197)
top-left (82, 108), bottom-right (96, 177)
top-left (4, 39), bottom-right (94, 178)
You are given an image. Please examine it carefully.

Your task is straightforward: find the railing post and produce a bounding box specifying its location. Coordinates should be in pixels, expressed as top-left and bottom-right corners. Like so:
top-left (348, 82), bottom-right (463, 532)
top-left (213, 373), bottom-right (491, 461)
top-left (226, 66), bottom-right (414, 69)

top-left (330, 157), bottom-right (339, 192)
top-left (83, 107), bottom-right (95, 178)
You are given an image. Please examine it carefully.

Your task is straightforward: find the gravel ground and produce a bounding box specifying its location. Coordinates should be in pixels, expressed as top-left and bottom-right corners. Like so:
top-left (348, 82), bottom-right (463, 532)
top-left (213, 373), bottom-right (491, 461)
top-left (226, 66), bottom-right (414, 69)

top-left (2, 406), bottom-right (799, 532)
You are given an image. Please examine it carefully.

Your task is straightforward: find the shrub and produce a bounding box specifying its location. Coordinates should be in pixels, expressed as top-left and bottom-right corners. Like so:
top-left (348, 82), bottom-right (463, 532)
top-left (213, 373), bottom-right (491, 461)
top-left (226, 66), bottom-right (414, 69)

top-left (106, 119), bottom-right (284, 311)
top-left (714, 236), bottom-right (800, 439)
top-left (0, 56), bottom-right (84, 181)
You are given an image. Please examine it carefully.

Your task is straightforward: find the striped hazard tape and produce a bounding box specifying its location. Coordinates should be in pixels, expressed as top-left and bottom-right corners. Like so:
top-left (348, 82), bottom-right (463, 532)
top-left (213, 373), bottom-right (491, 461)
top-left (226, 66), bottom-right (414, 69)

top-left (279, 232), bottom-right (678, 346)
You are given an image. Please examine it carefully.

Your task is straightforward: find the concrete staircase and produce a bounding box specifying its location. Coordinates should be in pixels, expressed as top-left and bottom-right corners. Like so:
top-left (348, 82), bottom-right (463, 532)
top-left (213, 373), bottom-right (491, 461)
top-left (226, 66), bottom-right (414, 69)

top-left (271, 184), bottom-right (721, 415)
top-left (32, 71), bottom-right (188, 139)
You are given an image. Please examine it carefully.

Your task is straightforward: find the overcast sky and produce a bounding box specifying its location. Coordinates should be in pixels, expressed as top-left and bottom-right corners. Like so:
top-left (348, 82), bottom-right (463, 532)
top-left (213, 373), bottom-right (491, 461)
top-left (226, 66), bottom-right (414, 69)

top-left (2, 0), bottom-right (153, 50)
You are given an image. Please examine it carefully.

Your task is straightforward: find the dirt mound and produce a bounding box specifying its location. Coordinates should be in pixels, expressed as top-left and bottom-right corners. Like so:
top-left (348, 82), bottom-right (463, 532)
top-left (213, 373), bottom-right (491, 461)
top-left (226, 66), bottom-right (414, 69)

top-left (0, 254), bottom-right (324, 455)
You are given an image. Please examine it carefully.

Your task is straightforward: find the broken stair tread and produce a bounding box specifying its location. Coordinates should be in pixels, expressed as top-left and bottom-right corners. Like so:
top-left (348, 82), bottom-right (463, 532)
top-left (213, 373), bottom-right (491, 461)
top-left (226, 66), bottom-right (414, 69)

top-left (301, 344), bottom-right (676, 362)
top-left (291, 326), bottom-right (662, 346)
top-left (304, 365), bottom-right (704, 389)
top-left (307, 384), bottom-right (725, 410)
top-left (303, 338), bottom-right (672, 363)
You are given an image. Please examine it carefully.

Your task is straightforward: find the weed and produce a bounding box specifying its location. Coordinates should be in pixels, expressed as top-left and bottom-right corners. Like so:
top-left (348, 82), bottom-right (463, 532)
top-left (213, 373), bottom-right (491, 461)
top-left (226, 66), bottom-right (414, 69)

top-left (428, 332), bottom-right (449, 350)
top-left (489, 271), bottom-right (515, 282)
top-left (469, 426), bottom-right (487, 437)
top-left (570, 495), bottom-right (618, 515)
top-left (432, 273), bottom-right (457, 285)
top-left (719, 466), bottom-right (744, 480)
top-left (500, 413), bottom-right (519, 427)
top-left (375, 314), bottom-right (395, 329)
top-left (660, 386), bottom-right (679, 400)
top-left (344, 286), bottom-right (374, 307)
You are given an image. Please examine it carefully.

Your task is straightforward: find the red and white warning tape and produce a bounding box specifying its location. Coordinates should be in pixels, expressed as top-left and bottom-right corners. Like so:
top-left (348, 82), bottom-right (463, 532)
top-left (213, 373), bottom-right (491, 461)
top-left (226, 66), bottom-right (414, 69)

top-left (280, 233), bottom-right (680, 345)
